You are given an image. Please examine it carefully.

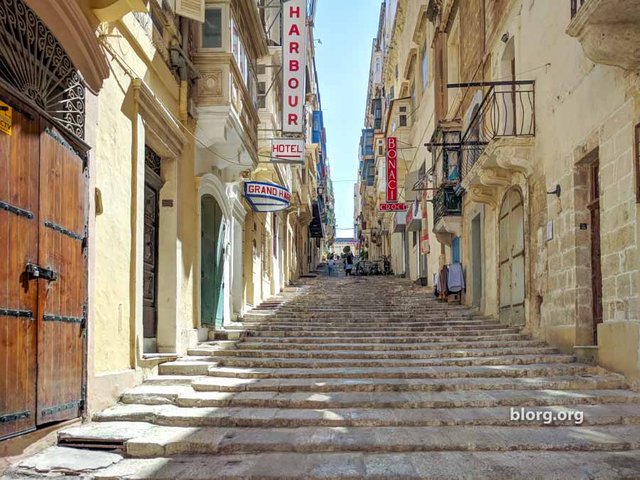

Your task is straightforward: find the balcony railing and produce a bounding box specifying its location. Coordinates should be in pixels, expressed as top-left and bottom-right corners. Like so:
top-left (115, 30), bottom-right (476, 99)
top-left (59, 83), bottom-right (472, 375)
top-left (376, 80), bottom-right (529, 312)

top-left (433, 185), bottom-right (462, 226)
top-left (459, 80), bottom-right (535, 180)
top-left (571, 0), bottom-right (587, 17)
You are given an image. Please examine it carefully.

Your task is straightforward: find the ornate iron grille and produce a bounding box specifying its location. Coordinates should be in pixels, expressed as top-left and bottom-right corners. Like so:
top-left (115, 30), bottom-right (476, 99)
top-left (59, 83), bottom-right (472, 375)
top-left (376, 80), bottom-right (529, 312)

top-left (0, 0), bottom-right (85, 139)
top-left (433, 185), bottom-right (462, 226)
top-left (459, 80), bottom-right (535, 181)
top-left (145, 146), bottom-right (162, 175)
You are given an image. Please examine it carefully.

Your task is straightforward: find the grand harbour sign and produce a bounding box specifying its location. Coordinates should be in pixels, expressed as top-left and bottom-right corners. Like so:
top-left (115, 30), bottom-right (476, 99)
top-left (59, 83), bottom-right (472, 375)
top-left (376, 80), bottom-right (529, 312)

top-left (272, 138), bottom-right (305, 163)
top-left (244, 181), bottom-right (291, 213)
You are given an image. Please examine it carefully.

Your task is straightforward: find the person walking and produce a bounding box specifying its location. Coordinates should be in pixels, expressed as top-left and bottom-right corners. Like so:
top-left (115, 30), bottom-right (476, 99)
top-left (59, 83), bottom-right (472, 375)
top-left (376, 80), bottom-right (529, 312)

top-left (345, 251), bottom-right (354, 276)
top-left (327, 257), bottom-right (335, 276)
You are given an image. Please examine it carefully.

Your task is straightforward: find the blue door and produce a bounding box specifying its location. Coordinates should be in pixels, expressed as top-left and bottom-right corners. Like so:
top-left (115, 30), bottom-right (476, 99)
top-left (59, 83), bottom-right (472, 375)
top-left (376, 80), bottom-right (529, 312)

top-left (452, 236), bottom-right (461, 264)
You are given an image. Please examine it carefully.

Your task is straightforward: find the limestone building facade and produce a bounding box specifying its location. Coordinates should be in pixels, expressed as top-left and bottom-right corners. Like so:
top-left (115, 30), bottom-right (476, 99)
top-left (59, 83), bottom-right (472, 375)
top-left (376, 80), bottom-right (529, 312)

top-left (357, 0), bottom-right (640, 380)
top-left (0, 0), bottom-right (333, 445)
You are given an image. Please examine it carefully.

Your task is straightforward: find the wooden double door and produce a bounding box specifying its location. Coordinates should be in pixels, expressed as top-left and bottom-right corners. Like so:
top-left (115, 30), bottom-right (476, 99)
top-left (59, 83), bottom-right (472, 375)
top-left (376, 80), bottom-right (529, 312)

top-left (0, 93), bottom-right (87, 440)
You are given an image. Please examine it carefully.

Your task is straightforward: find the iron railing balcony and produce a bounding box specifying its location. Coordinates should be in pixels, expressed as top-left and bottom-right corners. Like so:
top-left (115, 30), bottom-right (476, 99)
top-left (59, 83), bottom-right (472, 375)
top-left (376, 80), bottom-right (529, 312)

top-left (433, 184), bottom-right (462, 227)
top-left (458, 80), bottom-right (536, 182)
top-left (571, 0), bottom-right (587, 17)
top-left (567, 0), bottom-right (640, 70)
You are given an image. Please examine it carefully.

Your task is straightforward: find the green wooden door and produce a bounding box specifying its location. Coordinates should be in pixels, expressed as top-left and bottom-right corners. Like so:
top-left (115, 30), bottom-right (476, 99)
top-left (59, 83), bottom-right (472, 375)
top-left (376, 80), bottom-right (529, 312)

top-left (201, 195), bottom-right (224, 328)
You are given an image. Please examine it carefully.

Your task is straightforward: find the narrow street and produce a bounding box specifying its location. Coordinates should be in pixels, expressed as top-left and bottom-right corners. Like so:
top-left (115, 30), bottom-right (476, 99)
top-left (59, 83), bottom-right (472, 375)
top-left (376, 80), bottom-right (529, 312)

top-left (7, 273), bottom-right (640, 479)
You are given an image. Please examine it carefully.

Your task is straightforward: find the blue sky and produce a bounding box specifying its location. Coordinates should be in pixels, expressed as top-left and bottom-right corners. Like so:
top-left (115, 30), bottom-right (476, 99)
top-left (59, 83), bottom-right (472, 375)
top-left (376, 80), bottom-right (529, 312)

top-left (314, 0), bottom-right (381, 239)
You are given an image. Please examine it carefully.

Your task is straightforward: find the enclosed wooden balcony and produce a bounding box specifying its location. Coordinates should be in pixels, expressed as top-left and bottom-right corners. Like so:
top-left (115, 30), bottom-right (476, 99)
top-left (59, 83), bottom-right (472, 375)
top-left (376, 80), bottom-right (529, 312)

top-left (567, 0), bottom-right (640, 70)
top-left (194, 51), bottom-right (260, 173)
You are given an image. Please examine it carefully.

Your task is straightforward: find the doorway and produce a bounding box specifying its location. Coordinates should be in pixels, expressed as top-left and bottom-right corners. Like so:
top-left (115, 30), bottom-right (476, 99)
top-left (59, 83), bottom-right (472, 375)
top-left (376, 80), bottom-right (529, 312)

top-left (499, 188), bottom-right (525, 325)
top-left (143, 146), bottom-right (162, 352)
top-left (588, 161), bottom-right (603, 344)
top-left (201, 194), bottom-right (225, 329)
top-left (1, 92), bottom-right (88, 439)
top-left (471, 214), bottom-right (483, 308)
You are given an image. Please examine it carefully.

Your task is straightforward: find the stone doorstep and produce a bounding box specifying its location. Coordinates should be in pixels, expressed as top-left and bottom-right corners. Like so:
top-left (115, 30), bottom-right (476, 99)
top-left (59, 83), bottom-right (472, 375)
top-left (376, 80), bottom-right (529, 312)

top-left (205, 363), bottom-right (599, 379)
top-left (105, 424), bottom-right (640, 457)
top-left (87, 403), bottom-right (640, 429)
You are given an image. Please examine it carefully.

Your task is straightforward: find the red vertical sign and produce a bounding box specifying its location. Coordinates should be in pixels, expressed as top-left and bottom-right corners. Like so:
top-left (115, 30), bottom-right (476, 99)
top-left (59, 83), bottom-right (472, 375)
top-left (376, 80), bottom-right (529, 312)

top-left (386, 136), bottom-right (397, 202)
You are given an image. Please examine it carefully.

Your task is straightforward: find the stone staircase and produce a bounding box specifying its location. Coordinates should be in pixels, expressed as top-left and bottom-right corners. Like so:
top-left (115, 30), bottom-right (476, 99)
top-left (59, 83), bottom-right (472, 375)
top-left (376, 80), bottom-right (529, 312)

top-left (11, 276), bottom-right (640, 478)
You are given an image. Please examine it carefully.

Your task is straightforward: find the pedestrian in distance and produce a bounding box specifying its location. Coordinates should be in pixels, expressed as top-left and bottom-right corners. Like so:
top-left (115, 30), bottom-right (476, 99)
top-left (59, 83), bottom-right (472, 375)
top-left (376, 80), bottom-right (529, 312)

top-left (345, 251), bottom-right (354, 276)
top-left (327, 257), bottom-right (335, 276)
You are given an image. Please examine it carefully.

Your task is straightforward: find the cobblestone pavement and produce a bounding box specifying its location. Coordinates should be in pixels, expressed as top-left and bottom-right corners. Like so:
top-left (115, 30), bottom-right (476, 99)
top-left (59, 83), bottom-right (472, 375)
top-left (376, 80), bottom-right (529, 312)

top-left (5, 275), bottom-right (640, 479)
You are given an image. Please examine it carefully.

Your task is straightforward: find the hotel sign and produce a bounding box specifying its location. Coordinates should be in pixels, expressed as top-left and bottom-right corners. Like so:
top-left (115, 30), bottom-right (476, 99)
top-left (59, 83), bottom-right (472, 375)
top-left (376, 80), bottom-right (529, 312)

top-left (272, 138), bottom-right (305, 163)
top-left (283, 0), bottom-right (306, 133)
top-left (379, 202), bottom-right (408, 212)
top-left (386, 136), bottom-right (397, 202)
top-left (244, 181), bottom-right (291, 213)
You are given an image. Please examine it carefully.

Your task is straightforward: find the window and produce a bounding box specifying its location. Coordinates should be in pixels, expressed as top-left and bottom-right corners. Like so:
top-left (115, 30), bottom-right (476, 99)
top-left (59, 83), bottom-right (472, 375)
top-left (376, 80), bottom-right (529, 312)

top-left (258, 81), bottom-right (266, 109)
top-left (410, 83), bottom-right (416, 112)
top-left (635, 123), bottom-right (640, 202)
top-left (421, 46), bottom-right (428, 91)
top-left (447, 15), bottom-right (460, 114)
top-left (230, 16), bottom-right (257, 105)
top-left (273, 216), bottom-right (279, 258)
top-left (202, 8), bottom-right (222, 48)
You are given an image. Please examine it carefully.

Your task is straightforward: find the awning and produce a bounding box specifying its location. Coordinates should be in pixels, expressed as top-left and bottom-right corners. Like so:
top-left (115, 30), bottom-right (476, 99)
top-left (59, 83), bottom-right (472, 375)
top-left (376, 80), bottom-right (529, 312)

top-left (309, 201), bottom-right (324, 238)
top-left (406, 200), bottom-right (422, 232)
top-left (393, 211), bottom-right (407, 233)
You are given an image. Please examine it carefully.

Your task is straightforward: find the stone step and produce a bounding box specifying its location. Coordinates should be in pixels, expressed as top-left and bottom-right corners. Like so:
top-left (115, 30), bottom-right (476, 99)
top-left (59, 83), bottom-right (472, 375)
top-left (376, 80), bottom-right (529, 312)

top-left (237, 339), bottom-right (549, 351)
top-left (238, 324), bottom-right (511, 334)
top-left (208, 346), bottom-right (560, 360)
top-left (159, 360), bottom-right (219, 376)
top-left (247, 315), bottom-right (480, 321)
top-left (169, 388), bottom-right (640, 410)
top-left (89, 450), bottom-right (640, 479)
top-left (143, 375), bottom-right (204, 386)
top-left (92, 403), bottom-right (640, 428)
top-left (212, 353), bottom-right (576, 369)
top-left (191, 374), bottom-right (624, 393)
top-left (118, 424), bottom-right (640, 456)
top-left (245, 328), bottom-right (524, 338)
top-left (235, 320), bottom-right (500, 329)
top-left (247, 333), bottom-right (527, 343)
top-left (207, 363), bottom-right (597, 379)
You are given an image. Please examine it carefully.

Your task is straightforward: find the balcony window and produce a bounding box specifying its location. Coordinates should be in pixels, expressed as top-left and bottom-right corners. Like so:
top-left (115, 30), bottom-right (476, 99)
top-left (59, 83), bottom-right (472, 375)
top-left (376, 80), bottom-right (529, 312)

top-left (635, 123), bottom-right (640, 202)
top-left (570, 0), bottom-right (586, 18)
top-left (446, 14), bottom-right (460, 115)
top-left (421, 46), bottom-right (428, 91)
top-left (202, 8), bottom-right (222, 48)
top-left (230, 16), bottom-right (257, 106)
